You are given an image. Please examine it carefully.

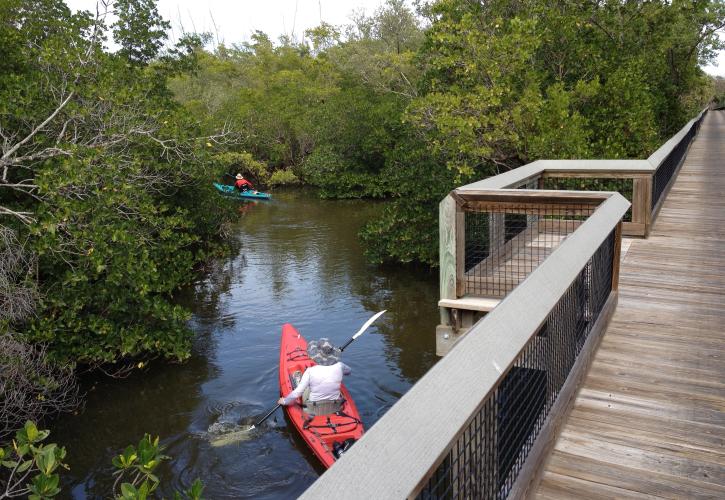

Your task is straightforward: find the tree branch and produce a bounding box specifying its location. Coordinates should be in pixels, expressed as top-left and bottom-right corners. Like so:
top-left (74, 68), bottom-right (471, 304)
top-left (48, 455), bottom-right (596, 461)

top-left (1, 91), bottom-right (75, 163)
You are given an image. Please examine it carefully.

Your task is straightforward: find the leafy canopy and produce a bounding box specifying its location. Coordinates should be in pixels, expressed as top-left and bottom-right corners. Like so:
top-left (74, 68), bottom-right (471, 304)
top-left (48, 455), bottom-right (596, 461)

top-left (1, 0), bottom-right (233, 365)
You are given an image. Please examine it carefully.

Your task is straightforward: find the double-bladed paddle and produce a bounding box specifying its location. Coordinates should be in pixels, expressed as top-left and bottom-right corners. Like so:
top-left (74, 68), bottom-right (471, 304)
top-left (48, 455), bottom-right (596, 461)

top-left (247, 310), bottom-right (386, 432)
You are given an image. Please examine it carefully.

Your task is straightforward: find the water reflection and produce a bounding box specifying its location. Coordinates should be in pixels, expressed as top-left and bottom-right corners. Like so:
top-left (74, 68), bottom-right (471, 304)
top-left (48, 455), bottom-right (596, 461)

top-left (54, 188), bottom-right (439, 498)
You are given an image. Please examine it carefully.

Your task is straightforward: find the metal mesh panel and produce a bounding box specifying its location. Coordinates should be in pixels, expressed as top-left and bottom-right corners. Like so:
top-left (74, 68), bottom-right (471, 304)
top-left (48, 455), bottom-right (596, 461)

top-left (542, 178), bottom-right (633, 222)
top-left (464, 204), bottom-right (596, 297)
top-left (416, 230), bottom-right (616, 500)
top-left (652, 114), bottom-right (704, 208)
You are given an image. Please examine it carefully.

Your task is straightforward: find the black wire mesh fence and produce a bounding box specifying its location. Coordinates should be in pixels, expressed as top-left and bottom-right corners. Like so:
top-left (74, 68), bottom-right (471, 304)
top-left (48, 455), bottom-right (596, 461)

top-left (651, 114), bottom-right (703, 209)
top-left (417, 230), bottom-right (616, 500)
top-left (464, 202), bottom-right (597, 298)
top-left (541, 177), bottom-right (633, 222)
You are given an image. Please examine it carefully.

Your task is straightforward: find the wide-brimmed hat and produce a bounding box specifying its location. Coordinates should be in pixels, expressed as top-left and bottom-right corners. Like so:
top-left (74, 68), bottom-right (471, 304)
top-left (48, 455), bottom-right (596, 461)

top-left (235, 173), bottom-right (244, 179)
top-left (307, 338), bottom-right (341, 366)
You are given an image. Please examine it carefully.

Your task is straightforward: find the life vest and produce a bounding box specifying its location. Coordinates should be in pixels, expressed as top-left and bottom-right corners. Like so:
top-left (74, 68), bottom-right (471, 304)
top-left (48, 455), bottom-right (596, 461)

top-left (235, 178), bottom-right (253, 190)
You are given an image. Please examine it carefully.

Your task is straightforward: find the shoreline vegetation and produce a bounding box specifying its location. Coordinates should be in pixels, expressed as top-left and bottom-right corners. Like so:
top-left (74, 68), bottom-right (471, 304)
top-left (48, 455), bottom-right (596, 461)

top-left (0, 420), bottom-right (204, 499)
top-left (1, 0), bottom-right (724, 496)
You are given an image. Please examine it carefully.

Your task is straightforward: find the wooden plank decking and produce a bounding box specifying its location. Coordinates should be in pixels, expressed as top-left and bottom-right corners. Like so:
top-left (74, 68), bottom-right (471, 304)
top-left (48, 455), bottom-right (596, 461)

top-left (535, 109), bottom-right (725, 499)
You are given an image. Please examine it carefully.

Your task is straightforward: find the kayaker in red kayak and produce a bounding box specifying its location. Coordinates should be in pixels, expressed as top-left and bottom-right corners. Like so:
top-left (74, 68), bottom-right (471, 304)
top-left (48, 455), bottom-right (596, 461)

top-left (234, 173), bottom-right (255, 192)
top-left (278, 338), bottom-right (352, 415)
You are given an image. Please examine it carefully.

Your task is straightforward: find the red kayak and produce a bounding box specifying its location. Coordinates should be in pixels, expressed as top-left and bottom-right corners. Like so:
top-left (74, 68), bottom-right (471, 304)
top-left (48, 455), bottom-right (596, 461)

top-left (279, 323), bottom-right (364, 468)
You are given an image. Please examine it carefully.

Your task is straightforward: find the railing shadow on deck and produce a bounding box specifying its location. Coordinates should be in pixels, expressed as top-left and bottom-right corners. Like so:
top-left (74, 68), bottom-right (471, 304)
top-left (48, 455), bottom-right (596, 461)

top-left (299, 108), bottom-right (707, 500)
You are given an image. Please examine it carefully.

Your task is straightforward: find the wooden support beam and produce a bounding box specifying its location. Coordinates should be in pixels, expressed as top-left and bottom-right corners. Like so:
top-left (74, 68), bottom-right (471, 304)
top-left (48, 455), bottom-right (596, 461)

top-left (455, 203), bottom-right (465, 297)
top-left (611, 221), bottom-right (622, 291)
top-left (438, 296), bottom-right (501, 312)
top-left (621, 221), bottom-right (646, 237)
top-left (454, 189), bottom-right (609, 205)
top-left (464, 201), bottom-right (597, 217)
top-left (631, 176), bottom-right (652, 237)
top-left (439, 195), bottom-right (457, 325)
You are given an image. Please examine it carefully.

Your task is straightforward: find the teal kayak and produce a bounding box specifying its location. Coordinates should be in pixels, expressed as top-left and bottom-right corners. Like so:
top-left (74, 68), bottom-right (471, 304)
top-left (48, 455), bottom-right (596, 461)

top-left (213, 182), bottom-right (271, 200)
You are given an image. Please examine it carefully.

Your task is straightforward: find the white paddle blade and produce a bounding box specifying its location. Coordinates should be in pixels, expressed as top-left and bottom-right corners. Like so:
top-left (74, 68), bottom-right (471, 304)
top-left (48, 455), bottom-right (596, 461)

top-left (352, 310), bottom-right (386, 340)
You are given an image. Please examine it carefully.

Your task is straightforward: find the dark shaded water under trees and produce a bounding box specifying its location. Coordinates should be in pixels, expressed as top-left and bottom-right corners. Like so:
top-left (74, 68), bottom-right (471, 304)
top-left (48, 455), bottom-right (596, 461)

top-left (53, 189), bottom-right (440, 498)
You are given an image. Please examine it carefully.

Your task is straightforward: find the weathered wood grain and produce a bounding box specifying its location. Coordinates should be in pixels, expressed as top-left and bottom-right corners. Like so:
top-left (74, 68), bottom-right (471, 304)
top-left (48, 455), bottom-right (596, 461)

top-left (535, 110), bottom-right (725, 499)
top-left (438, 296), bottom-right (500, 312)
top-left (439, 195), bottom-right (457, 301)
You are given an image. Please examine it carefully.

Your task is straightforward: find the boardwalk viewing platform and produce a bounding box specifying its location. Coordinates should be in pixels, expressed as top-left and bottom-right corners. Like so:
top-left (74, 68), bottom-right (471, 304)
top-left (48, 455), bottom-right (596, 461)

top-left (536, 110), bottom-right (725, 498)
top-left (301, 109), bottom-right (722, 499)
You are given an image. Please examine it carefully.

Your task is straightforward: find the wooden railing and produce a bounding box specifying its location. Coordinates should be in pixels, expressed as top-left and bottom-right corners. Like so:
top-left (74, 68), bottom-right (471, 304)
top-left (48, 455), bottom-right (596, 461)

top-left (299, 109), bottom-right (705, 500)
top-left (301, 191), bottom-right (628, 499)
top-left (436, 107), bottom-right (706, 355)
top-left (455, 106), bottom-right (705, 240)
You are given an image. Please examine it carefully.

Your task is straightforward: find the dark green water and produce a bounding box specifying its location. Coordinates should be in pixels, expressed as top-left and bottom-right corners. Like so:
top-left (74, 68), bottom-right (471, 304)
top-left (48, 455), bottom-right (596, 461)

top-left (54, 189), bottom-right (440, 499)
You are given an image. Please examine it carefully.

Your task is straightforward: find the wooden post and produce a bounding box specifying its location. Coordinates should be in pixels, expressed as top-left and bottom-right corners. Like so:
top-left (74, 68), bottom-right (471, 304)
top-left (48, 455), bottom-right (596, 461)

top-left (456, 204), bottom-right (465, 297)
top-left (612, 221), bottom-right (622, 291)
top-left (631, 176), bottom-right (652, 237)
top-left (489, 213), bottom-right (505, 251)
top-left (440, 195), bottom-right (457, 324)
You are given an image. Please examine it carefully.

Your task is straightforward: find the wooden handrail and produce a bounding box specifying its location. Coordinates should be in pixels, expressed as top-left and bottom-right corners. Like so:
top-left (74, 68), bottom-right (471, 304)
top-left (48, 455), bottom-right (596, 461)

top-left (648, 107), bottom-right (707, 168)
top-left (453, 108), bottom-right (706, 238)
top-left (300, 193), bottom-right (629, 500)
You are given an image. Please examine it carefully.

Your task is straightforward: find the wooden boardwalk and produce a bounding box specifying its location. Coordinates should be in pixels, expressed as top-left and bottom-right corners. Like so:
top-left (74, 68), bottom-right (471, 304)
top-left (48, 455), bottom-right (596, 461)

top-left (535, 110), bottom-right (725, 499)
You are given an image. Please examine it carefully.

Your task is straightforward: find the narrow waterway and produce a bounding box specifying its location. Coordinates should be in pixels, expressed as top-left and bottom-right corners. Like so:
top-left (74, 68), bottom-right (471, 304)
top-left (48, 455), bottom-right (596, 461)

top-left (55, 189), bottom-right (440, 499)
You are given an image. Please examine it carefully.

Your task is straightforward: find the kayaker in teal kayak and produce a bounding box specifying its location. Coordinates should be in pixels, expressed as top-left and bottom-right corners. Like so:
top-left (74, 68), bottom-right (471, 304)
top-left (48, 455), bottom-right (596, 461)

top-left (234, 173), bottom-right (255, 193)
top-left (278, 338), bottom-right (352, 416)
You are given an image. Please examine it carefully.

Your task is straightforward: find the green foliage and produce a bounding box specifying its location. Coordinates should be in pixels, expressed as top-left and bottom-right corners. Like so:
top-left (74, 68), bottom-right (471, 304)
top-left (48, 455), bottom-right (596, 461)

top-left (713, 76), bottom-right (725, 107)
top-left (360, 140), bottom-right (473, 265)
top-left (0, 0), bottom-right (234, 365)
top-left (28, 156), bottom-right (201, 363)
top-left (268, 169), bottom-right (299, 186)
top-left (167, 0), bottom-right (721, 266)
top-left (0, 421), bottom-right (66, 499)
top-left (110, 433), bottom-right (205, 499)
top-left (0, 422), bottom-right (203, 499)
top-left (111, 434), bottom-right (167, 498)
top-left (168, 0), bottom-right (422, 201)
top-left (305, 22), bottom-right (341, 55)
top-left (113, 0), bottom-right (171, 64)
top-left (386, 0), bottom-right (722, 263)
top-left (409, 12), bottom-right (544, 177)
top-left (170, 41), bottom-right (332, 173)
top-left (300, 146), bottom-right (386, 199)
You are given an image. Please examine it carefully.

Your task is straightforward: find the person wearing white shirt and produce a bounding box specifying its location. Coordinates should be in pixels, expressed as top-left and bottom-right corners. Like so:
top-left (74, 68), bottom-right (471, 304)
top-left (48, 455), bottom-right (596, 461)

top-left (278, 338), bottom-right (351, 415)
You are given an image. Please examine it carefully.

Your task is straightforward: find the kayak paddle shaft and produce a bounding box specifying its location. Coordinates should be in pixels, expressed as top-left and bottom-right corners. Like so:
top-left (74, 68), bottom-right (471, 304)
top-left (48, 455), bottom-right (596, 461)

top-left (253, 403), bottom-right (282, 429)
top-left (340, 338), bottom-right (354, 352)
